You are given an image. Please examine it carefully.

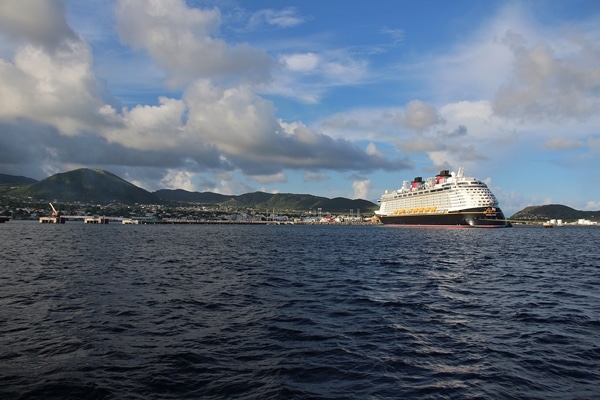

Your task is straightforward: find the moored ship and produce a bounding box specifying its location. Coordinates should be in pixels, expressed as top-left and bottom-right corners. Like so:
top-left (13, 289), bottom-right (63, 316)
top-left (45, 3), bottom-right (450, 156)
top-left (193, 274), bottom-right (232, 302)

top-left (375, 167), bottom-right (509, 227)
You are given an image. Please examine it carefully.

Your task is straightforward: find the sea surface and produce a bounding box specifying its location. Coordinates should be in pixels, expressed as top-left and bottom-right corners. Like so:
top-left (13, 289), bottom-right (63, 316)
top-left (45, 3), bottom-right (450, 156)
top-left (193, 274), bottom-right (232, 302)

top-left (1, 221), bottom-right (599, 399)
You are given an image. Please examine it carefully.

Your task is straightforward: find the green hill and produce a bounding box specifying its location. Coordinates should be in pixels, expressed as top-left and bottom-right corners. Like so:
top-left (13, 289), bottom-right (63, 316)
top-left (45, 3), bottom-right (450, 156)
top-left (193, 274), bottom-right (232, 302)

top-left (10, 168), bottom-right (159, 204)
top-left (0, 173), bottom-right (38, 196)
top-left (154, 189), bottom-right (378, 213)
top-left (0, 173), bottom-right (37, 185)
top-left (4, 168), bottom-right (596, 218)
top-left (511, 204), bottom-right (599, 221)
top-left (3, 168), bottom-right (378, 212)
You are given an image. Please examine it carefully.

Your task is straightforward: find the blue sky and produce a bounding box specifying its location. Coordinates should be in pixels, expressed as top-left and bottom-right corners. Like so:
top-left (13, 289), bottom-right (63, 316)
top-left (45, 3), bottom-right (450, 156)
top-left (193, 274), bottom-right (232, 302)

top-left (1, 0), bottom-right (599, 215)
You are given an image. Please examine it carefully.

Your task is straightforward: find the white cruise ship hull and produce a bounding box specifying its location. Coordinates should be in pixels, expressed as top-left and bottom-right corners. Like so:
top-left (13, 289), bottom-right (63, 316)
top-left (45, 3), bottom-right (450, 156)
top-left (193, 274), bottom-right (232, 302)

top-left (377, 206), bottom-right (508, 228)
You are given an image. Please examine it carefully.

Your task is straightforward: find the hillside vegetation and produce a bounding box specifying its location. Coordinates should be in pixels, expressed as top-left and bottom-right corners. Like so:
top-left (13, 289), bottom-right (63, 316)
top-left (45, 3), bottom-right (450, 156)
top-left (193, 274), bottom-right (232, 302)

top-left (2, 169), bottom-right (378, 213)
top-left (510, 204), bottom-right (599, 221)
top-left (8, 169), bottom-right (159, 204)
top-left (0, 173), bottom-right (38, 185)
top-left (155, 189), bottom-right (378, 213)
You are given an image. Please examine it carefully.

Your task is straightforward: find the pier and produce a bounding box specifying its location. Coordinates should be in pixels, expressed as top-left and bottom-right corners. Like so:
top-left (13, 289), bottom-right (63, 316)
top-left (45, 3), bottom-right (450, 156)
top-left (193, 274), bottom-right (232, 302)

top-left (39, 216), bottom-right (66, 224)
top-left (83, 216), bottom-right (109, 224)
top-left (39, 215), bottom-right (149, 224)
top-left (160, 219), bottom-right (280, 225)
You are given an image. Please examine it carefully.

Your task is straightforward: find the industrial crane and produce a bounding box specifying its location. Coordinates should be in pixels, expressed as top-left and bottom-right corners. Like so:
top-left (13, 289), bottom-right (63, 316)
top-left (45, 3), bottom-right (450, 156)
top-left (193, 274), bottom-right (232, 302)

top-left (49, 203), bottom-right (61, 217)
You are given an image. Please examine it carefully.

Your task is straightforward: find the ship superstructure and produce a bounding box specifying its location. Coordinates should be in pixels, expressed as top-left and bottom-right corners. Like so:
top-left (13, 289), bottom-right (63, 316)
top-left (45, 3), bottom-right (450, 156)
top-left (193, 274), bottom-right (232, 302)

top-left (375, 167), bottom-right (508, 227)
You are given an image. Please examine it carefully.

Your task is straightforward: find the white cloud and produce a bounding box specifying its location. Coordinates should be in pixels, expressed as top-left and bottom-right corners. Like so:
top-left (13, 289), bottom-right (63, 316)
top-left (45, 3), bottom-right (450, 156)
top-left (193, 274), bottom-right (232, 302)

top-left (115, 0), bottom-right (273, 87)
top-left (319, 100), bottom-right (444, 143)
top-left (303, 172), bottom-right (328, 182)
top-left (103, 96), bottom-right (187, 150)
top-left (6, 0), bottom-right (598, 205)
top-left (398, 100), bottom-right (443, 132)
top-left (249, 172), bottom-right (287, 184)
top-left (159, 168), bottom-right (196, 191)
top-left (584, 201), bottom-right (600, 211)
top-left (493, 30), bottom-right (600, 121)
top-left (282, 52), bottom-right (319, 72)
top-left (380, 28), bottom-right (404, 45)
top-left (0, 20), bottom-right (110, 136)
top-left (0, 0), bottom-right (76, 51)
top-left (321, 57), bottom-right (368, 84)
top-left (429, 4), bottom-right (529, 102)
top-left (0, 0), bottom-right (412, 186)
top-left (183, 80), bottom-right (278, 158)
top-left (268, 50), bottom-right (369, 103)
top-left (249, 7), bottom-right (304, 29)
top-left (352, 179), bottom-right (371, 200)
top-left (400, 137), bottom-right (441, 153)
top-left (366, 142), bottom-right (384, 158)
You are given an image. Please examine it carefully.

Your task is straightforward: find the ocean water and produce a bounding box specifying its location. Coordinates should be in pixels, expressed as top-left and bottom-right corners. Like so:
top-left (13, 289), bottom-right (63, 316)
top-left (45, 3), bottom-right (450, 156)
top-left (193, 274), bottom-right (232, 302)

top-left (1, 221), bottom-right (599, 399)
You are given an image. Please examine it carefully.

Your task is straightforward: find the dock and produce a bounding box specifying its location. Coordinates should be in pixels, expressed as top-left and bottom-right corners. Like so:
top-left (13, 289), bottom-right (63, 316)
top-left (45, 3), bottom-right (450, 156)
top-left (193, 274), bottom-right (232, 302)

top-left (39, 216), bottom-right (66, 224)
top-left (38, 215), bottom-right (154, 224)
top-left (83, 216), bottom-right (109, 224)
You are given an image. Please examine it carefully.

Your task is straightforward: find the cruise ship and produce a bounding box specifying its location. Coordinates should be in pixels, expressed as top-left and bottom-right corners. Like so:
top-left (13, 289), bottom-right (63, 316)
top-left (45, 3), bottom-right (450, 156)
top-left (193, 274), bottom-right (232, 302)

top-left (375, 167), bottom-right (509, 227)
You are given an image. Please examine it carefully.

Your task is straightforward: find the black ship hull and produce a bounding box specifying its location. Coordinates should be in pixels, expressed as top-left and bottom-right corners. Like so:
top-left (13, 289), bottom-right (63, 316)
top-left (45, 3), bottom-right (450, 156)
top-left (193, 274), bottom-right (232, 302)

top-left (377, 207), bottom-right (509, 228)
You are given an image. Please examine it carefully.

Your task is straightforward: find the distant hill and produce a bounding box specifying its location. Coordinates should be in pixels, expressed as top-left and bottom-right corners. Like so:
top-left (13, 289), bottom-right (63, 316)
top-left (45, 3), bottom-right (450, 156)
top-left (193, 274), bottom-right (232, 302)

top-left (155, 189), bottom-right (378, 213)
top-left (3, 168), bottom-right (377, 212)
top-left (0, 173), bottom-right (37, 185)
top-left (5, 168), bottom-right (597, 218)
top-left (511, 204), bottom-right (599, 221)
top-left (10, 168), bottom-right (159, 204)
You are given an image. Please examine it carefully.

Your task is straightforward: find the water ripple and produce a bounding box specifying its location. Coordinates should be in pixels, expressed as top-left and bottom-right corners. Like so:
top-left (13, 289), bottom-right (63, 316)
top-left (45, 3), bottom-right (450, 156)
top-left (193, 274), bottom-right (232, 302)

top-left (1, 223), bottom-right (599, 399)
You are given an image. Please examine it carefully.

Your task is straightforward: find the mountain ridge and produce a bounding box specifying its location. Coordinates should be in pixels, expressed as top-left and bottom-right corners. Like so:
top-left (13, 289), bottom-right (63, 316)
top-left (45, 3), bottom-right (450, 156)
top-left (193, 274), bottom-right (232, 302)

top-left (0, 173), bottom-right (38, 185)
top-left (1, 169), bottom-right (378, 213)
top-left (154, 189), bottom-right (378, 213)
top-left (8, 168), bottom-right (160, 204)
top-left (1, 170), bottom-right (598, 218)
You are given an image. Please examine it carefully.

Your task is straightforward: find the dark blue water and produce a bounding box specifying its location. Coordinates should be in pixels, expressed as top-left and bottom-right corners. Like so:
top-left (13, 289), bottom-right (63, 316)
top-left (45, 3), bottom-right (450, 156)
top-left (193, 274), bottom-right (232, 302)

top-left (1, 222), bottom-right (599, 399)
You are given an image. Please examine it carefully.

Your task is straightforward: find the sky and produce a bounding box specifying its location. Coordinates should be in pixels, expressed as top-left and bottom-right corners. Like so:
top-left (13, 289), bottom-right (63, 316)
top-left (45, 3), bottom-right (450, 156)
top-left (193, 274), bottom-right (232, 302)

top-left (0, 0), bottom-right (599, 216)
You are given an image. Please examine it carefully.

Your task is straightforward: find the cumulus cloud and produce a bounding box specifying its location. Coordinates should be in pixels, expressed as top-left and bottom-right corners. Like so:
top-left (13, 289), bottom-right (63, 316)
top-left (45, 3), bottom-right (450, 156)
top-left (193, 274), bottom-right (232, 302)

top-left (0, 6), bottom-right (110, 136)
top-left (395, 100), bottom-right (442, 132)
top-left (365, 142), bottom-right (384, 158)
top-left (493, 30), bottom-right (600, 120)
top-left (159, 168), bottom-right (197, 191)
top-left (0, 0), bottom-right (411, 193)
top-left (352, 179), bottom-right (371, 200)
top-left (319, 100), bottom-right (445, 143)
top-left (9, 0), bottom-right (598, 209)
top-left (0, 0), bottom-right (76, 52)
top-left (115, 0), bottom-right (273, 87)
